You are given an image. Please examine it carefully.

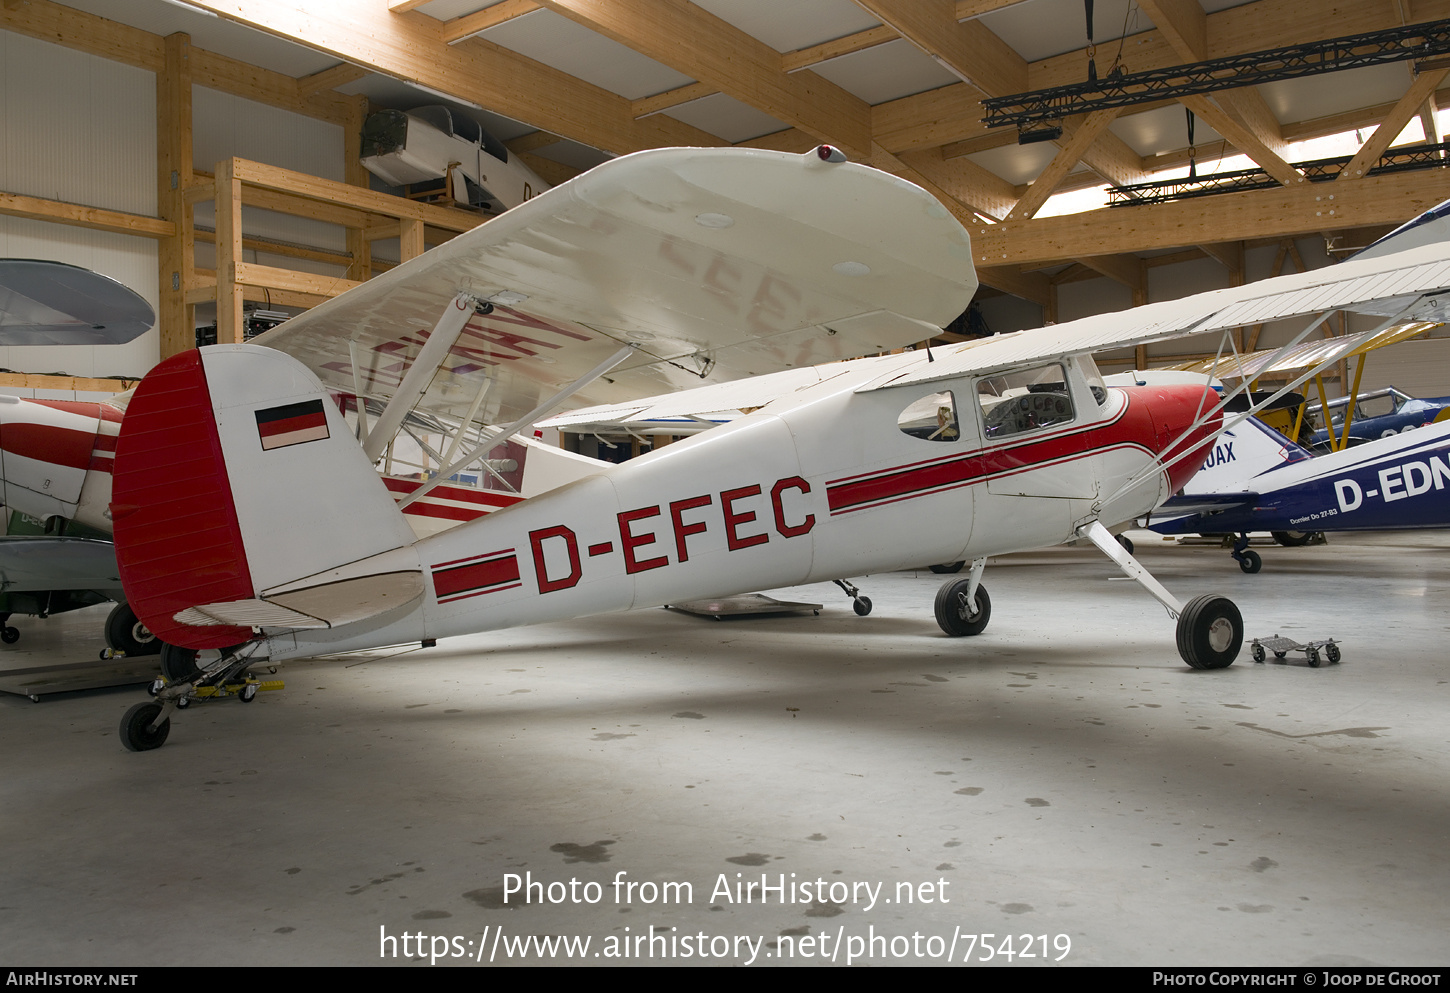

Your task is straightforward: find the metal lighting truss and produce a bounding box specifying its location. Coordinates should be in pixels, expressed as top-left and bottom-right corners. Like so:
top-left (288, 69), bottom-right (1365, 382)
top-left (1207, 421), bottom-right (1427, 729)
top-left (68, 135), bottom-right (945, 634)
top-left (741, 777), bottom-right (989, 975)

top-left (1107, 141), bottom-right (1450, 207)
top-left (982, 19), bottom-right (1450, 130)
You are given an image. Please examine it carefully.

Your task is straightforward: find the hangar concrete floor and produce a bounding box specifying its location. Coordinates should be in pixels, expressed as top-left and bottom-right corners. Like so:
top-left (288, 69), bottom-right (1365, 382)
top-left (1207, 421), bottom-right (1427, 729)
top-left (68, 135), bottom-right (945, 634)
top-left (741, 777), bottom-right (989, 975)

top-left (2, 531), bottom-right (1446, 968)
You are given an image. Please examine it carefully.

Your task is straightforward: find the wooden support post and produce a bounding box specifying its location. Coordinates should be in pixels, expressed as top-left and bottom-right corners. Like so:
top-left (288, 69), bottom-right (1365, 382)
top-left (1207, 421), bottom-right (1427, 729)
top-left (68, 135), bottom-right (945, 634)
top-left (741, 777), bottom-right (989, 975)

top-left (215, 158), bottom-right (244, 344)
top-left (342, 94), bottom-right (371, 282)
top-left (157, 33), bottom-right (195, 359)
top-left (399, 217), bottom-right (425, 262)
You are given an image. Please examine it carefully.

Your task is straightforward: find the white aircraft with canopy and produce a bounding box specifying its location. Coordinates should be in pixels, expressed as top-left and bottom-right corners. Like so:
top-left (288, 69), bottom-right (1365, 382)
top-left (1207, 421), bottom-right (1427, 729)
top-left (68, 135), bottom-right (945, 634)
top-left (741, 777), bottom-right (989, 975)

top-left (103, 145), bottom-right (1450, 751)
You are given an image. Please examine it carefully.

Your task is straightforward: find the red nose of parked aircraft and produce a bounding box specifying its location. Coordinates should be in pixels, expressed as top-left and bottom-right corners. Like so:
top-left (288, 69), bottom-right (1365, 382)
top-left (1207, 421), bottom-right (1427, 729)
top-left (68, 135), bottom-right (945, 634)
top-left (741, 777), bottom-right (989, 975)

top-left (1120, 383), bottom-right (1223, 495)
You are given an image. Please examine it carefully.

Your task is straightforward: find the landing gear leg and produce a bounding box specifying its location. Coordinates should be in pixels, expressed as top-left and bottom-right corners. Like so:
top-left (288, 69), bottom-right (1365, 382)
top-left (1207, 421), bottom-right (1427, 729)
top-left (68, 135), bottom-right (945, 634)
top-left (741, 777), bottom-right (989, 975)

top-left (832, 579), bottom-right (872, 616)
top-left (1230, 533), bottom-right (1261, 573)
top-left (1078, 521), bottom-right (1242, 669)
top-left (121, 641), bottom-right (265, 751)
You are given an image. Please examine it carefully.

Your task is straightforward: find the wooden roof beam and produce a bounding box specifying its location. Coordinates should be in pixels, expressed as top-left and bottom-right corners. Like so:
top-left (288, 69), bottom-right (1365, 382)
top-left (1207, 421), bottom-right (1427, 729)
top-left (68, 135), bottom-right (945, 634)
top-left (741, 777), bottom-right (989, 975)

top-left (632, 82), bottom-right (716, 119)
top-left (1339, 66), bottom-right (1450, 180)
top-left (182, 1), bottom-right (724, 156)
top-left (852, 0), bottom-right (1027, 97)
top-left (897, 146), bottom-right (1018, 219)
top-left (442, 0), bottom-right (540, 45)
top-left (971, 164), bottom-right (1450, 267)
top-left (782, 25), bottom-right (898, 72)
top-left (1179, 94), bottom-right (1302, 186)
top-left (1075, 253), bottom-right (1145, 291)
top-left (1008, 108), bottom-right (1120, 220)
top-left (297, 61), bottom-right (367, 97)
top-left (533, 0), bottom-right (872, 158)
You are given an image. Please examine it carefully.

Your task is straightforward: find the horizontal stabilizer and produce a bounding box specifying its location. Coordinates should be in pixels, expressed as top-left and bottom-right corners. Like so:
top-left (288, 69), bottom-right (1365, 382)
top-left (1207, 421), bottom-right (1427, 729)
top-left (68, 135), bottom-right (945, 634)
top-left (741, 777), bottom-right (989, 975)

top-left (175, 570), bottom-right (424, 629)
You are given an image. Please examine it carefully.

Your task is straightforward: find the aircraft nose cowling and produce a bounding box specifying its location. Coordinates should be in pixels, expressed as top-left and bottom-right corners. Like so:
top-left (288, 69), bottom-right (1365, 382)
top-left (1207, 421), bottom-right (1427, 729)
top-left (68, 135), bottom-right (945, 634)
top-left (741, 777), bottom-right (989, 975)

top-left (1124, 384), bottom-right (1223, 494)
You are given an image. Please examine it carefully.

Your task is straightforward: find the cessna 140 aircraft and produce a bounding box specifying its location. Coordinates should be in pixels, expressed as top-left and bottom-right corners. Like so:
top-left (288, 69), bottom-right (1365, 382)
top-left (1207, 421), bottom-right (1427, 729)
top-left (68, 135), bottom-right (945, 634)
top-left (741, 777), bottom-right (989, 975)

top-left (98, 145), bottom-right (1450, 751)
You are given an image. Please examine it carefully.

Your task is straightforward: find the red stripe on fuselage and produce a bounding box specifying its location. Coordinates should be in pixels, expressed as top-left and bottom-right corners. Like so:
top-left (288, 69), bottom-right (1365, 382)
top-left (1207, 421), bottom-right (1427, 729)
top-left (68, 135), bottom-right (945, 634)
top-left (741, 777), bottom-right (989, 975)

top-left (1, 422), bottom-right (95, 471)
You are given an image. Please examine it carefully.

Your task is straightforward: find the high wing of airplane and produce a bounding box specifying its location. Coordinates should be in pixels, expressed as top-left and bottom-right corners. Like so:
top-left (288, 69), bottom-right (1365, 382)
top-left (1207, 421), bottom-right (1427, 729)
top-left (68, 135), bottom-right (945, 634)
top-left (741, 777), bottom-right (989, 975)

top-left (1146, 408), bottom-right (1450, 571)
top-left (105, 145), bottom-right (1450, 752)
top-left (0, 261), bottom-right (153, 653)
top-left (0, 259), bottom-right (155, 346)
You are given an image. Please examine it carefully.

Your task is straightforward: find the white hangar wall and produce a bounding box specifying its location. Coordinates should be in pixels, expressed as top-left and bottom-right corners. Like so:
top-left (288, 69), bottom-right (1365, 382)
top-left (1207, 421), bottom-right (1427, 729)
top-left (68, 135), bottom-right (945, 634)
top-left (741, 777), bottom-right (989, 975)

top-left (0, 27), bottom-right (348, 382)
top-left (0, 30), bottom-right (156, 380)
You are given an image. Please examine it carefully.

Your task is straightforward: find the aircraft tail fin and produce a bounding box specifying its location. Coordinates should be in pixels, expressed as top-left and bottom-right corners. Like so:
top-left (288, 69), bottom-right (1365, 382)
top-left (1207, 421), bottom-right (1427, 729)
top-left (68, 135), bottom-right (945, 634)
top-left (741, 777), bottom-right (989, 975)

top-left (1183, 414), bottom-right (1312, 496)
top-left (111, 345), bottom-right (420, 649)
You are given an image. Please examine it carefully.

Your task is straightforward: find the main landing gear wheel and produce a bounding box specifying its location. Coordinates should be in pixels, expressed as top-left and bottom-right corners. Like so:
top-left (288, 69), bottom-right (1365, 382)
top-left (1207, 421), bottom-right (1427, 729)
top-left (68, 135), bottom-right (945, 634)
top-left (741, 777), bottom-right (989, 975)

top-left (1238, 549), bottom-right (1262, 574)
top-left (1271, 530), bottom-right (1318, 547)
top-left (105, 603), bottom-right (160, 657)
top-left (929, 561), bottom-right (966, 574)
top-left (159, 642), bottom-right (204, 683)
top-left (935, 579), bottom-right (990, 637)
top-left (1176, 594), bottom-right (1243, 670)
top-left (119, 701), bottom-right (170, 752)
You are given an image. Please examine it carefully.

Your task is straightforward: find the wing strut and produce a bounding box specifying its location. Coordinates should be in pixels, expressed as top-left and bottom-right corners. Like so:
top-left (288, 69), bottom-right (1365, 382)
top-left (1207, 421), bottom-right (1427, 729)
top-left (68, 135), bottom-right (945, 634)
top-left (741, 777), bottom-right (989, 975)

top-left (362, 292), bottom-right (483, 463)
top-left (397, 343), bottom-right (638, 511)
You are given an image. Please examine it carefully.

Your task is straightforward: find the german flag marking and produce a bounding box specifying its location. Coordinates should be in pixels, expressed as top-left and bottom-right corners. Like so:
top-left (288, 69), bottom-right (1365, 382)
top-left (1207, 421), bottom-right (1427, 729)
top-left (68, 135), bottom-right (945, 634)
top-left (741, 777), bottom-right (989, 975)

top-left (256, 399), bottom-right (330, 451)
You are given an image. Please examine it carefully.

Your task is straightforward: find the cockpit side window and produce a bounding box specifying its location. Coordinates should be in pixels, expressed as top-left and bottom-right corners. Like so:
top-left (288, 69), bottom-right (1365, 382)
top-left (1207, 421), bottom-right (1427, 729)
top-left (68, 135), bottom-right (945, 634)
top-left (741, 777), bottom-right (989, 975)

top-left (897, 391), bottom-right (960, 442)
top-left (976, 363), bottom-right (1076, 440)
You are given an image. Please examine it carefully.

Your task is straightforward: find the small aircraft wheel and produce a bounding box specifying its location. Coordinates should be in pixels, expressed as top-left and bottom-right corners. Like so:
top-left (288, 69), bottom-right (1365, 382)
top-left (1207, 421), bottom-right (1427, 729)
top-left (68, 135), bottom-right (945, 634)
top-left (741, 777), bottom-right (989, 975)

top-left (1116, 534), bottom-right (1135, 555)
top-left (853, 597), bottom-right (872, 616)
top-left (1238, 550), bottom-right (1262, 574)
top-left (1326, 643), bottom-right (1341, 664)
top-left (935, 580), bottom-right (990, 637)
top-left (1306, 647), bottom-right (1321, 667)
top-left (0, 626), bottom-right (19, 645)
top-left (119, 701), bottom-right (170, 752)
top-left (1176, 594), bottom-right (1242, 669)
top-left (239, 683), bottom-right (258, 703)
top-left (1271, 530), bottom-right (1316, 547)
top-left (1251, 645), bottom-right (1266, 663)
top-left (105, 603), bottom-right (160, 657)
top-left (929, 561), bottom-right (966, 574)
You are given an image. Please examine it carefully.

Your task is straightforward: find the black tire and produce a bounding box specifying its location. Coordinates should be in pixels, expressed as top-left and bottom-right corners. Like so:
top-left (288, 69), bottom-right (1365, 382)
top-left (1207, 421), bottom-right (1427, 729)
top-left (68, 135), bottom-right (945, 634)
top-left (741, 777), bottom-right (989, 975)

top-left (1326, 643), bottom-right (1341, 664)
top-left (239, 682), bottom-right (258, 703)
top-left (1176, 594), bottom-right (1243, 669)
top-left (853, 596), bottom-right (872, 616)
top-left (1307, 647), bottom-right (1320, 668)
top-left (0, 626), bottom-right (18, 645)
top-left (929, 561), bottom-right (966, 574)
top-left (1238, 549), bottom-right (1262, 574)
top-left (119, 701), bottom-right (170, 752)
top-left (1251, 645), bottom-right (1265, 663)
top-left (105, 603), bottom-right (159, 657)
top-left (159, 643), bottom-right (242, 683)
top-left (1116, 534), bottom-right (1135, 555)
top-left (935, 580), bottom-right (990, 637)
top-left (1271, 530), bottom-right (1316, 547)
top-left (160, 642), bottom-right (202, 682)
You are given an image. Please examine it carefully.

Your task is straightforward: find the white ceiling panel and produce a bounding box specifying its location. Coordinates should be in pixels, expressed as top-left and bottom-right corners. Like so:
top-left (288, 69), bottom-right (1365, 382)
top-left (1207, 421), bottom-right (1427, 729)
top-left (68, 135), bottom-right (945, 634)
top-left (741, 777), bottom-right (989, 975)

top-left (1259, 63), bottom-right (1417, 129)
top-left (661, 92), bottom-right (787, 143)
top-left (57, 0), bottom-right (336, 77)
top-left (691, 0), bottom-right (880, 54)
top-left (480, 8), bottom-right (695, 100)
top-left (807, 38), bottom-right (958, 105)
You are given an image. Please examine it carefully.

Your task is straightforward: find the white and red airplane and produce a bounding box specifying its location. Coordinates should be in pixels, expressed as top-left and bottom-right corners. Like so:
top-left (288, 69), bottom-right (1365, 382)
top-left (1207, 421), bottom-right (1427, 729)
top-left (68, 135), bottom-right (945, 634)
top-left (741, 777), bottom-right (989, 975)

top-left (100, 145), bottom-right (1450, 751)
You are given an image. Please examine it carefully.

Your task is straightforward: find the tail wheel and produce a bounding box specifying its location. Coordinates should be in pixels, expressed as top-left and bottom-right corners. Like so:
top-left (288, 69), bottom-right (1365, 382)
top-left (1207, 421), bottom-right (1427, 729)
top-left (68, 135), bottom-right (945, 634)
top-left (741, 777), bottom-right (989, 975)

top-left (119, 701), bottom-right (170, 752)
top-left (105, 603), bottom-right (160, 657)
top-left (1176, 594), bottom-right (1242, 669)
top-left (934, 579), bottom-right (990, 637)
top-left (1237, 549), bottom-right (1262, 574)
